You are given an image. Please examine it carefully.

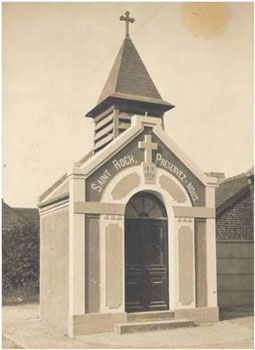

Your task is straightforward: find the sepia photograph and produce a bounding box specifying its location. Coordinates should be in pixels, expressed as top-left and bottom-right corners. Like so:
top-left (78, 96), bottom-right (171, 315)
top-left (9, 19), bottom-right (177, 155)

top-left (2, 2), bottom-right (254, 349)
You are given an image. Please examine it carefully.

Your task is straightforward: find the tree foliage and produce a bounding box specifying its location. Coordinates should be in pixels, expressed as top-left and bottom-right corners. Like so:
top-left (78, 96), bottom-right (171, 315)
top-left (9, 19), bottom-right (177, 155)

top-left (2, 220), bottom-right (39, 294)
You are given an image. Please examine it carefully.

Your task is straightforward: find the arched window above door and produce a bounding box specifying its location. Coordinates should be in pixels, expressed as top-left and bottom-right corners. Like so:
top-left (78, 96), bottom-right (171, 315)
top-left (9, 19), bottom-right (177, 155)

top-left (125, 192), bottom-right (167, 219)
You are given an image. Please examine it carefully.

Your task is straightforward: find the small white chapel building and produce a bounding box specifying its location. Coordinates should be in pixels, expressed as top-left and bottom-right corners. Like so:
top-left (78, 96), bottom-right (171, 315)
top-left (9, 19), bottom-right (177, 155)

top-left (38, 12), bottom-right (219, 336)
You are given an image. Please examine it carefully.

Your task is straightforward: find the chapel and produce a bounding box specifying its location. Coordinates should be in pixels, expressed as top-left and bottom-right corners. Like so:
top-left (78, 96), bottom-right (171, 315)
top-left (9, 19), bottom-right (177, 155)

top-left (38, 12), bottom-right (219, 336)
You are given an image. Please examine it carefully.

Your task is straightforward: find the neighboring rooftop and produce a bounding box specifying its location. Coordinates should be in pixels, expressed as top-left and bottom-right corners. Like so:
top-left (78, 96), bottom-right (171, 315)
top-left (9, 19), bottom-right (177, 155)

top-left (216, 168), bottom-right (254, 241)
top-left (215, 168), bottom-right (254, 209)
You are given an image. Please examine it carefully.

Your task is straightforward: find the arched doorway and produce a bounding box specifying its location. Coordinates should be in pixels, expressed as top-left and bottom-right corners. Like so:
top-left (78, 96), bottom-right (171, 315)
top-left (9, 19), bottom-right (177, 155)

top-left (125, 192), bottom-right (169, 313)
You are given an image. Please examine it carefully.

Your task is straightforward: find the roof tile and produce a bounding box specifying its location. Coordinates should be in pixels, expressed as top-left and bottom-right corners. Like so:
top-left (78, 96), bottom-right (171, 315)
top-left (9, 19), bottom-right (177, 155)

top-left (215, 170), bottom-right (253, 208)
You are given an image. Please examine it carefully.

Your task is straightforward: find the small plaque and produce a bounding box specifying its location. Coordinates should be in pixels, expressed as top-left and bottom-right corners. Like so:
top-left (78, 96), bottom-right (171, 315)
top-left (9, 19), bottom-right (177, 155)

top-left (142, 163), bottom-right (157, 184)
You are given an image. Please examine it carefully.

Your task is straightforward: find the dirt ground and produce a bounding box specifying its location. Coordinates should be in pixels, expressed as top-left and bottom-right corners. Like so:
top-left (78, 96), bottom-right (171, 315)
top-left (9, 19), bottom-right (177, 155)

top-left (2, 303), bottom-right (254, 349)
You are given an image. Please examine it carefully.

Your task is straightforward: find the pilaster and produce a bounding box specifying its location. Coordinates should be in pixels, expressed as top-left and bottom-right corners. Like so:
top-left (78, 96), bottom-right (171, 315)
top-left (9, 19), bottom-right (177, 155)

top-left (69, 172), bottom-right (86, 336)
top-left (206, 218), bottom-right (218, 307)
top-left (175, 217), bottom-right (196, 309)
top-left (100, 214), bottom-right (125, 313)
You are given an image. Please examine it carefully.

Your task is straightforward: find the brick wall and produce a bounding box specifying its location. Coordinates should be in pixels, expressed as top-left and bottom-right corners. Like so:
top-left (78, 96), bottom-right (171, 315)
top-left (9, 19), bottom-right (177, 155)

top-left (216, 191), bottom-right (254, 241)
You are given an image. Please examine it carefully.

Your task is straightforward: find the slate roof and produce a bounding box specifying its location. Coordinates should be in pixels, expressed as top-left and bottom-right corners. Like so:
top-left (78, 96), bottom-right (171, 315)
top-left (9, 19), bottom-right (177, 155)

top-left (96, 38), bottom-right (173, 109)
top-left (99, 38), bottom-right (162, 103)
top-left (215, 168), bottom-right (254, 209)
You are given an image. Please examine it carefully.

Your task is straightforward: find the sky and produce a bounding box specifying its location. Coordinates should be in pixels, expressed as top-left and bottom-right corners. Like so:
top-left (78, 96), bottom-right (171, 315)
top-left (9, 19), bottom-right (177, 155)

top-left (2, 2), bottom-right (254, 208)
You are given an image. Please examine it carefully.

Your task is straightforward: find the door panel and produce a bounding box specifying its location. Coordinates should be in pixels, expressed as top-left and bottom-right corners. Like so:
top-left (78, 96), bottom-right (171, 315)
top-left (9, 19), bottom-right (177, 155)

top-left (125, 219), bottom-right (169, 312)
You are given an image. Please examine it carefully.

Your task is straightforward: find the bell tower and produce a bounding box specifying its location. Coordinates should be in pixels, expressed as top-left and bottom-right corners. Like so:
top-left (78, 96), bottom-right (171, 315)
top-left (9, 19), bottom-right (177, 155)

top-left (86, 11), bottom-right (175, 153)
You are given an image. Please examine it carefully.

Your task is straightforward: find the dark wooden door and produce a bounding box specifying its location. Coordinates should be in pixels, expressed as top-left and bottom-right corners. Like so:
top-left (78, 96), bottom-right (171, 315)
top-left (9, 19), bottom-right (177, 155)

top-left (125, 218), bottom-right (169, 312)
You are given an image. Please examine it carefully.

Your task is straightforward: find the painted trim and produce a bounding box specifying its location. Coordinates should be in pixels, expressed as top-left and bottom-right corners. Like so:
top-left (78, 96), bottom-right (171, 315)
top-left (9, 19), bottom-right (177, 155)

top-left (39, 200), bottom-right (69, 216)
top-left (173, 207), bottom-right (215, 218)
top-left (74, 202), bottom-right (125, 215)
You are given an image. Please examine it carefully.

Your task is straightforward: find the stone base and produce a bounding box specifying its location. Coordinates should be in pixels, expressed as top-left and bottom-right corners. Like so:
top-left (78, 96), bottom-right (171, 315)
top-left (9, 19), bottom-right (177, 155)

top-left (114, 319), bottom-right (194, 334)
top-left (175, 307), bottom-right (219, 323)
top-left (72, 307), bottom-right (219, 336)
top-left (127, 310), bottom-right (175, 322)
top-left (73, 312), bottom-right (127, 336)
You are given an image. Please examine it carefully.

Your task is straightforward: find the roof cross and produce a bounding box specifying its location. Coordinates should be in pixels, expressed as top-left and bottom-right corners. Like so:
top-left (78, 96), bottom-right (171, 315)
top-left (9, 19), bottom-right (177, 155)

top-left (138, 135), bottom-right (158, 165)
top-left (120, 11), bottom-right (135, 38)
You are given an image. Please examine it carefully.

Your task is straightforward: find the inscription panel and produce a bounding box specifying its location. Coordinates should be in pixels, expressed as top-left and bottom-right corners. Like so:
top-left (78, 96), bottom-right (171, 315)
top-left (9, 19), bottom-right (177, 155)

top-left (86, 128), bottom-right (205, 205)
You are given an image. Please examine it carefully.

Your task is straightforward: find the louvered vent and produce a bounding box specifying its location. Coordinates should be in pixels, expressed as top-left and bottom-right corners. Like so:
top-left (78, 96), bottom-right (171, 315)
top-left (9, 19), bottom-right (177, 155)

top-left (93, 108), bottom-right (137, 153)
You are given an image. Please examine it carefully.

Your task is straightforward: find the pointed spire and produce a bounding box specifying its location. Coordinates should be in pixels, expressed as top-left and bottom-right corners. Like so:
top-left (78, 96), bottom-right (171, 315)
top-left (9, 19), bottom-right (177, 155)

top-left (98, 38), bottom-right (166, 104)
top-left (86, 13), bottom-right (174, 119)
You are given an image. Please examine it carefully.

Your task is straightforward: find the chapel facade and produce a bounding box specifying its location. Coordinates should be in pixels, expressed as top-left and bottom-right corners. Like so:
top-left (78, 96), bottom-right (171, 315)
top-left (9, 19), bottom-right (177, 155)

top-left (39, 12), bottom-right (219, 336)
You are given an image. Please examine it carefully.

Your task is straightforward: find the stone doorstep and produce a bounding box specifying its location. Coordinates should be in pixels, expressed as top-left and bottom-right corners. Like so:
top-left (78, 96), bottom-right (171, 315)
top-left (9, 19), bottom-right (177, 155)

top-left (127, 310), bottom-right (175, 322)
top-left (114, 319), bottom-right (195, 334)
top-left (73, 308), bottom-right (219, 336)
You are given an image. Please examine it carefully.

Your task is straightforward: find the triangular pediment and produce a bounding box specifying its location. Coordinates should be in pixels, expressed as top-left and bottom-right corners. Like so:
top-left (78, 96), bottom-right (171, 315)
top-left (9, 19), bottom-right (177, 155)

top-left (82, 117), bottom-right (209, 206)
top-left (39, 117), bottom-right (211, 207)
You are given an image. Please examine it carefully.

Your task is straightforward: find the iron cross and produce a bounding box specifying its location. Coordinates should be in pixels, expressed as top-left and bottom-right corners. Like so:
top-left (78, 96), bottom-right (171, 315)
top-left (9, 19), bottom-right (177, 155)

top-left (120, 11), bottom-right (135, 38)
top-left (138, 135), bottom-right (158, 165)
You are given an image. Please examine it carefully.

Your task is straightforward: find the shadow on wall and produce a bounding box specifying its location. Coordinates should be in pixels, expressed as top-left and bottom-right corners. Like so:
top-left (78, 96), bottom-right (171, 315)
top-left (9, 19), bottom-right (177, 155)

top-left (219, 306), bottom-right (254, 321)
